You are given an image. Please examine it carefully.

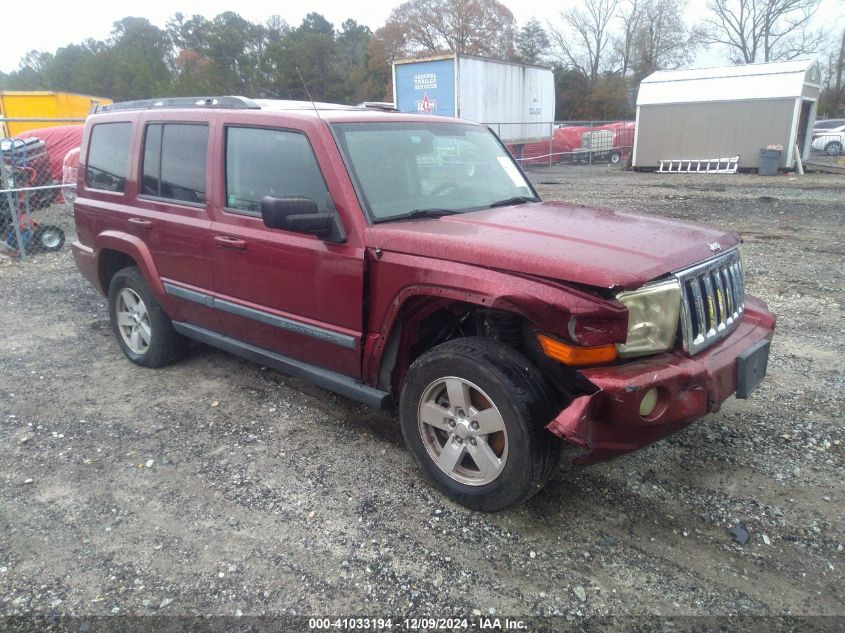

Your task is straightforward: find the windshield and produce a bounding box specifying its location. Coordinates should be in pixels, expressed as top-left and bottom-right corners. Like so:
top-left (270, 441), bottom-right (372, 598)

top-left (332, 122), bottom-right (537, 222)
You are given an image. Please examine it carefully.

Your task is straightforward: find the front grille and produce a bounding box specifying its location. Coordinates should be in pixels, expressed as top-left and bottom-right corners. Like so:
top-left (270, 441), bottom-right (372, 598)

top-left (675, 248), bottom-right (745, 354)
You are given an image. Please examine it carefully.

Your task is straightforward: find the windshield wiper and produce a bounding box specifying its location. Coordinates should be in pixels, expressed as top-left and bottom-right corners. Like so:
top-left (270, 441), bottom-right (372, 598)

top-left (377, 208), bottom-right (462, 223)
top-left (488, 196), bottom-right (539, 208)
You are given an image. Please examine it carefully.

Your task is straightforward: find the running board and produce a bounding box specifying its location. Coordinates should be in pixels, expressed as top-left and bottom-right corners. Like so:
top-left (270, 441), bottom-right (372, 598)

top-left (173, 322), bottom-right (393, 410)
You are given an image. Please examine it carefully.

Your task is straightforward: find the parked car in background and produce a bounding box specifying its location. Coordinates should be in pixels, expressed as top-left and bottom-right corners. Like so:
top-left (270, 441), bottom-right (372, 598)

top-left (71, 96), bottom-right (775, 511)
top-left (811, 118), bottom-right (845, 136)
top-left (811, 119), bottom-right (845, 156)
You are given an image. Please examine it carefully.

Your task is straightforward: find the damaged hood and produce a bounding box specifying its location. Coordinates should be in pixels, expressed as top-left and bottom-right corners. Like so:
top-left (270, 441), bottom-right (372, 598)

top-left (365, 201), bottom-right (739, 289)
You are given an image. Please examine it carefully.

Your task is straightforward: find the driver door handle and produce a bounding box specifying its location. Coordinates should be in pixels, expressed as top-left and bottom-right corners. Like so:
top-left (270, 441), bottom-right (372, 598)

top-left (214, 235), bottom-right (248, 250)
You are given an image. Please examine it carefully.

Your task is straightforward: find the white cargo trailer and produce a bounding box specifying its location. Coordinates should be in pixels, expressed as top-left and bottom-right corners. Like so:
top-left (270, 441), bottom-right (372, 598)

top-left (392, 54), bottom-right (555, 143)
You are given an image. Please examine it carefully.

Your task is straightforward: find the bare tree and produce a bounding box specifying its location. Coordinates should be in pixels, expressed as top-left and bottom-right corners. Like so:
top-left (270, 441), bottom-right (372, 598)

top-left (386, 0), bottom-right (516, 59)
top-left (702, 0), bottom-right (825, 63)
top-left (548, 0), bottom-right (621, 89)
top-left (837, 26), bottom-right (845, 104)
top-left (818, 26), bottom-right (845, 115)
top-left (631, 0), bottom-right (702, 79)
top-left (614, 0), bottom-right (644, 78)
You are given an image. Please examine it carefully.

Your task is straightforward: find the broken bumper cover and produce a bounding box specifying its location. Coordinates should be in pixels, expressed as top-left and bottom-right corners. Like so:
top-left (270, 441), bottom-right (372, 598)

top-left (546, 295), bottom-right (776, 464)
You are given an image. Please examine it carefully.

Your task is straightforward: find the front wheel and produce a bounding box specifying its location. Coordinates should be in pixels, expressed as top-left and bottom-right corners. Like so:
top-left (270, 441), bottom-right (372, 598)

top-left (399, 337), bottom-right (562, 511)
top-left (824, 141), bottom-right (843, 156)
top-left (107, 266), bottom-right (189, 367)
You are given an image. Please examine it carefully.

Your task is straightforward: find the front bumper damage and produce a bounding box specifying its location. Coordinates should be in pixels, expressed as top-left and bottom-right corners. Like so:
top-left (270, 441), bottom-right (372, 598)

top-left (546, 296), bottom-right (776, 463)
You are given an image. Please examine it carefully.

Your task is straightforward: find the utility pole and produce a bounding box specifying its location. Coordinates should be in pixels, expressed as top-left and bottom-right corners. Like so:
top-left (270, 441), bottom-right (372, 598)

top-left (836, 27), bottom-right (845, 114)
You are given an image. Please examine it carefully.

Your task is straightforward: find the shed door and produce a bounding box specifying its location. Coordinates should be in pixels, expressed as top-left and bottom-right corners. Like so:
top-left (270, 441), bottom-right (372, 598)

top-left (796, 100), bottom-right (813, 156)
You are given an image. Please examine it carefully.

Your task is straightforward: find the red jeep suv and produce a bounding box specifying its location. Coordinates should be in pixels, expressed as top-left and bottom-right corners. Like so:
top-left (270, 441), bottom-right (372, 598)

top-left (71, 96), bottom-right (775, 511)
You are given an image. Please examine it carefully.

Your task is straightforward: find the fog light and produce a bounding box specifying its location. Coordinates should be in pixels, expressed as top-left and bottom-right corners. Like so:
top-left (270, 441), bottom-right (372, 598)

top-left (639, 388), bottom-right (659, 417)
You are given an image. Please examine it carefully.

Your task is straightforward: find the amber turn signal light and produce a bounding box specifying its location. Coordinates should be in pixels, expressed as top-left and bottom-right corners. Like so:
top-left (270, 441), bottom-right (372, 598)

top-left (537, 333), bottom-right (618, 366)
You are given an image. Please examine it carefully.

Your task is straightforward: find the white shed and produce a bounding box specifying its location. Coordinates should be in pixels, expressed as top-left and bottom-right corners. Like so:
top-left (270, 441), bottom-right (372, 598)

top-left (633, 59), bottom-right (821, 170)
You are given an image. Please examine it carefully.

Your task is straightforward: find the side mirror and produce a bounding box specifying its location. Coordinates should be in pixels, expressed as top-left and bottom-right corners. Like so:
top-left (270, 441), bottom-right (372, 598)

top-left (261, 196), bottom-right (318, 229)
top-left (260, 196), bottom-right (346, 243)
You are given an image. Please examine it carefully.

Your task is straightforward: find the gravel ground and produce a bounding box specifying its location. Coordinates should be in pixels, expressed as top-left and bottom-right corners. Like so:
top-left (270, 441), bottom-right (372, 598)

top-left (0, 170), bottom-right (843, 626)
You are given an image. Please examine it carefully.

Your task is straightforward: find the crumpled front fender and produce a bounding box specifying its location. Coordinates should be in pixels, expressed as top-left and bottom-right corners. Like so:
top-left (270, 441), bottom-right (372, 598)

top-left (545, 296), bottom-right (776, 464)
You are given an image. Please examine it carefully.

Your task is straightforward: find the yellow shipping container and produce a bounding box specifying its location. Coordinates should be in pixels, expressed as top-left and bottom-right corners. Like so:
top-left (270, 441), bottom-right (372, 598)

top-left (0, 91), bottom-right (113, 137)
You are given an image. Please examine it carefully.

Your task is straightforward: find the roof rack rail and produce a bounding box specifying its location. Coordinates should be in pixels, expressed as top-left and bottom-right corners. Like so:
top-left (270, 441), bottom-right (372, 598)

top-left (93, 96), bottom-right (261, 113)
top-left (356, 101), bottom-right (399, 112)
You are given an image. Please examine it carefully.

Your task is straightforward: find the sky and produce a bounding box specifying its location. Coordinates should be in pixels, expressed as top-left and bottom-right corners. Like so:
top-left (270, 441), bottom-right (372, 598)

top-left (2, 0), bottom-right (843, 74)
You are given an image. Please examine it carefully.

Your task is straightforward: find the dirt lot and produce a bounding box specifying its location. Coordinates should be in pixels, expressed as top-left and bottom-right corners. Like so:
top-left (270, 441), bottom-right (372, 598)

top-left (0, 170), bottom-right (843, 625)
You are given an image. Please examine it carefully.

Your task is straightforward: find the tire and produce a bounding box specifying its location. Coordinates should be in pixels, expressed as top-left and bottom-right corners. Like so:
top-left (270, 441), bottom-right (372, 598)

top-left (609, 151), bottom-right (621, 165)
top-left (30, 225), bottom-right (65, 253)
top-left (399, 337), bottom-right (562, 511)
top-left (107, 266), bottom-right (189, 368)
top-left (824, 141), bottom-right (842, 156)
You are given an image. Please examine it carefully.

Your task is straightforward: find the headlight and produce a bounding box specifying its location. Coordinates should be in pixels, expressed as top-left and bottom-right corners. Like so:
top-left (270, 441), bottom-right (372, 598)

top-left (615, 278), bottom-right (681, 357)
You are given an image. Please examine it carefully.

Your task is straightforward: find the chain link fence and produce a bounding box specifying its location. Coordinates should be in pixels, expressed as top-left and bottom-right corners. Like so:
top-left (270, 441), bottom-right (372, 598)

top-left (0, 117), bottom-right (83, 262)
top-left (488, 120), bottom-right (636, 174)
top-left (808, 132), bottom-right (845, 167)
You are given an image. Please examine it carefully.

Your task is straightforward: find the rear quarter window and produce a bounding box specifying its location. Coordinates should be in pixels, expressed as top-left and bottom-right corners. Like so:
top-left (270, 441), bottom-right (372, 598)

top-left (86, 122), bottom-right (132, 193)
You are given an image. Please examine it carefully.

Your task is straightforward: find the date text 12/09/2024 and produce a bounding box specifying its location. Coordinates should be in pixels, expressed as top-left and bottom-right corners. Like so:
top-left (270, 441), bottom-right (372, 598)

top-left (308, 617), bottom-right (529, 630)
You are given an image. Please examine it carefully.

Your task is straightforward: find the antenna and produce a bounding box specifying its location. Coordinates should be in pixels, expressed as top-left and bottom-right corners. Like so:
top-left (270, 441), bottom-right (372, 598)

top-left (296, 66), bottom-right (323, 123)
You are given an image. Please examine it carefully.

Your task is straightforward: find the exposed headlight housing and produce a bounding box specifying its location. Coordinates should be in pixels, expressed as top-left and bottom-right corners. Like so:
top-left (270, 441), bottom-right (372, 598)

top-left (615, 278), bottom-right (681, 358)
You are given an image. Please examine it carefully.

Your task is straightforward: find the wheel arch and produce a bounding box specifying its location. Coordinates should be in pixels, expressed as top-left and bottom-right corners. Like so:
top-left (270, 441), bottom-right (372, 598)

top-left (363, 257), bottom-right (628, 397)
top-left (94, 231), bottom-right (179, 318)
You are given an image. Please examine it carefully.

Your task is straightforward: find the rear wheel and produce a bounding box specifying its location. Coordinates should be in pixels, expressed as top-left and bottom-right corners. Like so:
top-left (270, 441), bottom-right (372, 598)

top-left (824, 141), bottom-right (843, 156)
top-left (107, 266), bottom-right (188, 367)
top-left (399, 337), bottom-right (562, 511)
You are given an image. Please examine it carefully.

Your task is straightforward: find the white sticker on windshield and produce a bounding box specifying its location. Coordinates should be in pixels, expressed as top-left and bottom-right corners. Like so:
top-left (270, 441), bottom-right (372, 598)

top-left (497, 156), bottom-right (529, 188)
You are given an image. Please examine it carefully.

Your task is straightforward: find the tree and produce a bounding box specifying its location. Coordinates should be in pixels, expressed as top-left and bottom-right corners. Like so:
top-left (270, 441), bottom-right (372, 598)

top-left (202, 12), bottom-right (264, 94)
top-left (587, 74), bottom-right (631, 118)
top-left (337, 20), bottom-right (377, 102)
top-left (260, 13), bottom-right (342, 101)
top-left (553, 66), bottom-right (591, 119)
top-left (365, 23), bottom-right (410, 101)
top-left (514, 18), bottom-right (550, 64)
top-left (818, 27), bottom-right (845, 116)
top-left (630, 0), bottom-right (702, 81)
top-left (614, 0), bottom-right (643, 78)
top-left (109, 18), bottom-right (171, 100)
top-left (702, 0), bottom-right (825, 63)
top-left (0, 9), bottom-right (387, 106)
top-left (385, 0), bottom-right (516, 58)
top-left (548, 0), bottom-right (620, 90)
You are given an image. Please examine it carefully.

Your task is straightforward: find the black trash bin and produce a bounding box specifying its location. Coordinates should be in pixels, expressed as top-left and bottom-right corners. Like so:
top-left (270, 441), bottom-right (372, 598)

top-left (758, 149), bottom-right (781, 176)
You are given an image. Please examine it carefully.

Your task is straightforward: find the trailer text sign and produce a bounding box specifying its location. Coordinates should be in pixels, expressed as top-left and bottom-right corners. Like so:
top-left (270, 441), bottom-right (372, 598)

top-left (394, 59), bottom-right (455, 117)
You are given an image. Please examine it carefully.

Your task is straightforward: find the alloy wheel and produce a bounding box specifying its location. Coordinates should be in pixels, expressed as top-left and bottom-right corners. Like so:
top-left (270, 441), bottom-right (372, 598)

top-left (417, 376), bottom-right (508, 486)
top-left (115, 288), bottom-right (151, 354)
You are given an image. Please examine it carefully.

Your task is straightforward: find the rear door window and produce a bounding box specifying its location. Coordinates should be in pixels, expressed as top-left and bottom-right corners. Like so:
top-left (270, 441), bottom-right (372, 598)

top-left (141, 123), bottom-right (208, 205)
top-left (86, 122), bottom-right (132, 192)
top-left (224, 127), bottom-right (331, 214)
